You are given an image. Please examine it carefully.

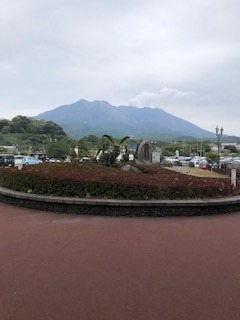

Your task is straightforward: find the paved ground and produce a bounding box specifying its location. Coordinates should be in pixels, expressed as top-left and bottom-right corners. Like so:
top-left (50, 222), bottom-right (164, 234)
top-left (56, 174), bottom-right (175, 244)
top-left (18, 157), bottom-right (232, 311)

top-left (169, 166), bottom-right (229, 178)
top-left (1, 203), bottom-right (240, 320)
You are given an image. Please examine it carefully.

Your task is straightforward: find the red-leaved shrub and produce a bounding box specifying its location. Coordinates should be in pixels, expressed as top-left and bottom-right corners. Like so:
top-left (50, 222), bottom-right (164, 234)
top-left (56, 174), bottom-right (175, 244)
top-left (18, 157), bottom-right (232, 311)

top-left (0, 162), bottom-right (239, 200)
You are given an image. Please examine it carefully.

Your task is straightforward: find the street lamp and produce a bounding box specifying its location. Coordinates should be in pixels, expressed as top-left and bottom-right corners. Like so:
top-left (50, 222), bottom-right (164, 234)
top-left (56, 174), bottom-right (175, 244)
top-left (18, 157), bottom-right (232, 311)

top-left (215, 125), bottom-right (223, 168)
top-left (42, 140), bottom-right (45, 153)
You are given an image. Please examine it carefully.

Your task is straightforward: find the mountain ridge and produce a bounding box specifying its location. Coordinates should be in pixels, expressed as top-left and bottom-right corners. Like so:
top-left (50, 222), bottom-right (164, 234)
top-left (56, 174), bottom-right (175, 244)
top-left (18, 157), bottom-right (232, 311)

top-left (35, 99), bottom-right (215, 140)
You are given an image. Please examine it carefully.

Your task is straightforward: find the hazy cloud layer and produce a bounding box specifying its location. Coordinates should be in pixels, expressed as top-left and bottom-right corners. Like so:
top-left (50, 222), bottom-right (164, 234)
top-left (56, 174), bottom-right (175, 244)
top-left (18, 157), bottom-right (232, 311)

top-left (1, 0), bottom-right (240, 135)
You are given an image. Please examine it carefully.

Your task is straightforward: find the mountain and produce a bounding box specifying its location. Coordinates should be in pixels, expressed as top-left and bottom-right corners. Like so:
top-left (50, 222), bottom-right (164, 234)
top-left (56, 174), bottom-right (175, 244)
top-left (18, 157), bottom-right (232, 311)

top-left (35, 99), bottom-right (215, 140)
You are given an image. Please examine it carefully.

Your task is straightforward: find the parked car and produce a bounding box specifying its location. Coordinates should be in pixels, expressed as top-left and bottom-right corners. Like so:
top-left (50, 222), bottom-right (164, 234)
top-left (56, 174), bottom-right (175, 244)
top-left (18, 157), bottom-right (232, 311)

top-left (0, 154), bottom-right (15, 168)
top-left (22, 156), bottom-right (42, 165)
top-left (227, 160), bottom-right (240, 169)
top-left (79, 157), bottom-right (91, 162)
top-left (48, 158), bottom-right (61, 163)
top-left (190, 157), bottom-right (209, 168)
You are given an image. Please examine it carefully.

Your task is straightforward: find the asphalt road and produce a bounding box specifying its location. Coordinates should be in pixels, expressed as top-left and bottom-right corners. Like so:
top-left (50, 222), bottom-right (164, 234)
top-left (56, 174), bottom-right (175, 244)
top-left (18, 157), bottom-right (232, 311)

top-left (1, 203), bottom-right (240, 320)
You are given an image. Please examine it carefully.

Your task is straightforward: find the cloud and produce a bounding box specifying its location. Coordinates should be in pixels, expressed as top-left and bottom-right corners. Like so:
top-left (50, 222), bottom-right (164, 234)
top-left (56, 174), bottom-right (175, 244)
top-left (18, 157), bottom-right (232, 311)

top-left (0, 0), bottom-right (240, 136)
top-left (129, 88), bottom-right (196, 108)
top-left (129, 88), bottom-right (240, 136)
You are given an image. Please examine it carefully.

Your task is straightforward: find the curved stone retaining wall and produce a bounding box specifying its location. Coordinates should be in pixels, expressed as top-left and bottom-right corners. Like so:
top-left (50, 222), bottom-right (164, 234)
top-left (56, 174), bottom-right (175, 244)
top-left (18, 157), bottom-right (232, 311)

top-left (1, 186), bottom-right (240, 217)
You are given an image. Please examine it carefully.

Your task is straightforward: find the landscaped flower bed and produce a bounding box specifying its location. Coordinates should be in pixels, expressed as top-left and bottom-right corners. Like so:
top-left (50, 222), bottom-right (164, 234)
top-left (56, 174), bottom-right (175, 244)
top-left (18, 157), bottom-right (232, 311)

top-left (0, 162), bottom-right (239, 200)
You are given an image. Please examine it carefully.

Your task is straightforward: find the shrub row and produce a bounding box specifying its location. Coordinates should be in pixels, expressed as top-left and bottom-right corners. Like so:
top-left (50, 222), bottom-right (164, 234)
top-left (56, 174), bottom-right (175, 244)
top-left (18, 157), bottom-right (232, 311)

top-left (0, 162), bottom-right (239, 200)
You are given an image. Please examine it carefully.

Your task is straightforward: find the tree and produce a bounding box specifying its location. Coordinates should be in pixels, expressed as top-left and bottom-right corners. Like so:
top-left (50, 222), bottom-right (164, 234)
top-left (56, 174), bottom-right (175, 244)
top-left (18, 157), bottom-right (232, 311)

top-left (46, 140), bottom-right (71, 159)
top-left (10, 115), bottom-right (31, 133)
top-left (0, 119), bottom-right (10, 132)
top-left (205, 152), bottom-right (220, 165)
top-left (43, 121), bottom-right (66, 137)
top-left (223, 145), bottom-right (238, 154)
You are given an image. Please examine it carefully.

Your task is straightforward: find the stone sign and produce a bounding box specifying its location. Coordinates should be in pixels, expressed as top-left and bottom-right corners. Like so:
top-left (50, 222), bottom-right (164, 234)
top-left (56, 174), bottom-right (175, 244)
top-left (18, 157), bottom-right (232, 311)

top-left (137, 140), bottom-right (153, 163)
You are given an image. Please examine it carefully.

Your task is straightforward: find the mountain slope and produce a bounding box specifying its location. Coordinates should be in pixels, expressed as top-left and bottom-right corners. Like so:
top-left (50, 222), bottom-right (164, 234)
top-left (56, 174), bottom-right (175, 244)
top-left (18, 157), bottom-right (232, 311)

top-left (35, 99), bottom-right (215, 140)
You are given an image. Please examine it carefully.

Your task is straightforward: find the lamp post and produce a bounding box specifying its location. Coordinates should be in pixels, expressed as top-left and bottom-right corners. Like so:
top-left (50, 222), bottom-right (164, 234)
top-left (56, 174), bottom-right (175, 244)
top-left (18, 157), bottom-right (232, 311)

top-left (215, 125), bottom-right (223, 168)
top-left (42, 140), bottom-right (45, 153)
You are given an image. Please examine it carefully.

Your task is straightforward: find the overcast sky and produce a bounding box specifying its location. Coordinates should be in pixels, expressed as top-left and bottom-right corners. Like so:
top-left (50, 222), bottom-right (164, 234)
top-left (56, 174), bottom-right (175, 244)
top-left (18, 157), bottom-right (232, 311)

top-left (1, 0), bottom-right (240, 136)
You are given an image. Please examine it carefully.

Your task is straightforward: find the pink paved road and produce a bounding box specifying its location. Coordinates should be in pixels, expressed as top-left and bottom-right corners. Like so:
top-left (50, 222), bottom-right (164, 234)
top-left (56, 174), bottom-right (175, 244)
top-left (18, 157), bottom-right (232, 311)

top-left (1, 203), bottom-right (240, 320)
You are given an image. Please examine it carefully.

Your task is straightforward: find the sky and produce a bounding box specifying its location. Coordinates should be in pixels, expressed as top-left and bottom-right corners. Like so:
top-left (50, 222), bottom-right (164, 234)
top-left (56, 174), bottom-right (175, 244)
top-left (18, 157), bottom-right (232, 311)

top-left (1, 0), bottom-right (240, 136)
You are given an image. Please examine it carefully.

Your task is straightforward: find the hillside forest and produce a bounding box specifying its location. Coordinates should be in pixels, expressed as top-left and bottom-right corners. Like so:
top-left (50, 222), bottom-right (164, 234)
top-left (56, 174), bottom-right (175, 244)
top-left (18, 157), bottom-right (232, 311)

top-left (0, 116), bottom-right (239, 160)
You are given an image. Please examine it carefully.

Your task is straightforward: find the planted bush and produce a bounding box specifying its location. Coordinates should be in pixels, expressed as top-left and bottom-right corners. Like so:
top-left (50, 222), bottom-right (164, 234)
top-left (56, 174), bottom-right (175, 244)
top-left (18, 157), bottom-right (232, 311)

top-left (0, 162), bottom-right (239, 200)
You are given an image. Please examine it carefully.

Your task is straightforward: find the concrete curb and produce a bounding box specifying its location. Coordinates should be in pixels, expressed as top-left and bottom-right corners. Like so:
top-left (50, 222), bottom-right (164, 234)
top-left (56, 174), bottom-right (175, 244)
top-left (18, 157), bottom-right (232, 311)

top-left (1, 186), bottom-right (240, 216)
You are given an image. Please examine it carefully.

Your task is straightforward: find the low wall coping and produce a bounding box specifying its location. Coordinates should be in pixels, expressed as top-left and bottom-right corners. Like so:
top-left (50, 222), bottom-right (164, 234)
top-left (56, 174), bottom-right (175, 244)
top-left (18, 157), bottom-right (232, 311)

top-left (1, 186), bottom-right (240, 208)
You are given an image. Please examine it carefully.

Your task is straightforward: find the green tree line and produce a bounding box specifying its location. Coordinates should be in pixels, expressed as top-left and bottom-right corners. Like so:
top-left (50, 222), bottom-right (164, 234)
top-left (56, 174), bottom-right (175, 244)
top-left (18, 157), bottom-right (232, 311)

top-left (1, 115), bottom-right (238, 160)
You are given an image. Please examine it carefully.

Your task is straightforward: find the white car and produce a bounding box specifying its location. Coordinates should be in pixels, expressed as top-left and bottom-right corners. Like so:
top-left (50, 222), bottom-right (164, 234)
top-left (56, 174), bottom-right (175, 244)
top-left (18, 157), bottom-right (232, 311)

top-left (79, 157), bottom-right (91, 162)
top-left (227, 160), bottom-right (240, 169)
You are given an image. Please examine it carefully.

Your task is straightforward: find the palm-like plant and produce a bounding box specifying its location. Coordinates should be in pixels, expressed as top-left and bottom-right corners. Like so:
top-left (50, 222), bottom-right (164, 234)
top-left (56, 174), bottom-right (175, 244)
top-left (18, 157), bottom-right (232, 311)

top-left (97, 134), bottom-right (129, 165)
top-left (103, 134), bottom-right (129, 157)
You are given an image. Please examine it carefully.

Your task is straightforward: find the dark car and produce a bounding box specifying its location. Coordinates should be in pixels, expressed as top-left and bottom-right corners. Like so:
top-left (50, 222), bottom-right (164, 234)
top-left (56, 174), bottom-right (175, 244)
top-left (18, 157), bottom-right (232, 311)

top-left (0, 154), bottom-right (15, 168)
